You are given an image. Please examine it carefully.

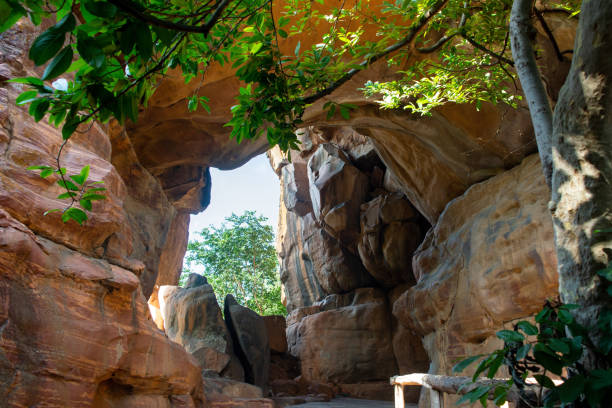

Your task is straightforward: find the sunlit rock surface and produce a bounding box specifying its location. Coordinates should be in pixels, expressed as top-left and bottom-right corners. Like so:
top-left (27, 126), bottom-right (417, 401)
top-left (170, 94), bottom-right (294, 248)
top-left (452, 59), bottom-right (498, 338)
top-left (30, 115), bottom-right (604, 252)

top-left (0, 210), bottom-right (204, 407)
top-left (159, 277), bottom-right (244, 380)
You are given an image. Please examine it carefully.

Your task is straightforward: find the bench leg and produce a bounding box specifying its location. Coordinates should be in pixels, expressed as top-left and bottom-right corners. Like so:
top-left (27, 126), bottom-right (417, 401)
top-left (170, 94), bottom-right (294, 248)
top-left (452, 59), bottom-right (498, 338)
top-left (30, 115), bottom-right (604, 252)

top-left (430, 389), bottom-right (443, 408)
top-left (394, 384), bottom-right (405, 408)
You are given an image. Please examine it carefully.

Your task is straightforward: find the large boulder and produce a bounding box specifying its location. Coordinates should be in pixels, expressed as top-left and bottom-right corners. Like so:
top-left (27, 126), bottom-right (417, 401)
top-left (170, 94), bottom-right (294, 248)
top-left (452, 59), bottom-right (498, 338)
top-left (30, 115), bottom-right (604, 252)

top-left (393, 155), bottom-right (558, 374)
top-left (301, 213), bottom-right (375, 295)
top-left (358, 193), bottom-right (423, 287)
top-left (263, 315), bottom-right (288, 354)
top-left (287, 288), bottom-right (397, 383)
top-left (159, 277), bottom-right (243, 380)
top-left (224, 295), bottom-right (270, 390)
top-left (307, 143), bottom-right (369, 248)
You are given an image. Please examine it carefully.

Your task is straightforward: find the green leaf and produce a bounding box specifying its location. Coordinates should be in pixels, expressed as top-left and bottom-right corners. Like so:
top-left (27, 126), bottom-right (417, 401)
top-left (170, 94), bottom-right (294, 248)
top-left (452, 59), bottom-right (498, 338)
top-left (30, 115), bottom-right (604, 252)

top-left (486, 353), bottom-right (504, 378)
top-left (55, 13), bottom-right (76, 33)
top-left (153, 26), bottom-right (175, 46)
top-left (8, 77), bottom-right (44, 86)
top-left (534, 374), bottom-right (556, 388)
top-left (80, 199), bottom-right (92, 211)
top-left (42, 46), bottom-right (73, 80)
top-left (558, 308), bottom-right (574, 324)
top-left (188, 97), bottom-right (198, 111)
top-left (15, 90), bottom-right (38, 105)
top-left (57, 192), bottom-right (77, 199)
top-left (62, 207), bottom-right (87, 225)
top-left (0, 1), bottom-right (26, 33)
top-left (83, 1), bottom-right (117, 18)
top-left (57, 179), bottom-right (79, 191)
top-left (251, 42), bottom-right (263, 54)
top-left (496, 330), bottom-right (524, 343)
top-left (548, 338), bottom-right (570, 354)
top-left (457, 385), bottom-right (490, 405)
top-left (294, 41), bottom-right (301, 56)
top-left (28, 14), bottom-right (75, 65)
top-left (326, 103), bottom-right (336, 119)
top-left (534, 348), bottom-right (564, 375)
top-left (77, 35), bottom-right (105, 68)
top-left (340, 106), bottom-right (350, 119)
top-left (134, 23), bottom-right (153, 60)
top-left (32, 99), bottom-right (50, 121)
top-left (119, 24), bottom-right (137, 54)
top-left (40, 168), bottom-right (54, 178)
top-left (62, 118), bottom-right (80, 140)
top-left (69, 166), bottom-right (89, 186)
top-left (452, 355), bottom-right (482, 373)
top-left (492, 385), bottom-right (508, 405)
top-left (81, 193), bottom-right (106, 201)
top-left (516, 344), bottom-right (531, 360)
top-left (27, 165), bottom-right (53, 171)
top-left (590, 369), bottom-right (612, 389)
top-left (557, 375), bottom-right (585, 403)
top-left (517, 321), bottom-right (538, 335)
top-left (30, 30), bottom-right (63, 62)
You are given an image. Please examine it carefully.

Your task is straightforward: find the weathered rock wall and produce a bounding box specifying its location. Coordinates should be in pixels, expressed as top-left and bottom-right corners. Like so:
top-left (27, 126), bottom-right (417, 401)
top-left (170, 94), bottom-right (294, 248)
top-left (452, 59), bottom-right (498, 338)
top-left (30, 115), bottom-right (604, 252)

top-left (271, 127), bottom-right (430, 402)
top-left (393, 154), bottom-right (558, 376)
top-left (0, 20), bottom-right (264, 407)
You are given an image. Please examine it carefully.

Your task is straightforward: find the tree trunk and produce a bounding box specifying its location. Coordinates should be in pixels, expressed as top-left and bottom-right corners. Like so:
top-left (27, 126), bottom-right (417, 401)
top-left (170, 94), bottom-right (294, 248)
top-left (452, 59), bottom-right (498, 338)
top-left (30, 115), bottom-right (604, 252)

top-left (510, 0), bottom-right (554, 187)
top-left (551, 0), bottom-right (612, 368)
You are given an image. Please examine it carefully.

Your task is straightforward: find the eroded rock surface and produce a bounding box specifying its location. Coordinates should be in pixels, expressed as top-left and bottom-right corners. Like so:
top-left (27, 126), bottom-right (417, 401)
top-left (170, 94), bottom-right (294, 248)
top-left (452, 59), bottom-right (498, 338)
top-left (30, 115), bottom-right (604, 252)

top-left (0, 210), bottom-right (203, 407)
top-left (393, 155), bottom-right (558, 374)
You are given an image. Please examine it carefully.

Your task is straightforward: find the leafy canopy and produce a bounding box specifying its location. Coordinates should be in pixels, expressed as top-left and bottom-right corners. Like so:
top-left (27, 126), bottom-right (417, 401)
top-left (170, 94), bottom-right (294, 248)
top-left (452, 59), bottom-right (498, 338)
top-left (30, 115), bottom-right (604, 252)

top-left (1, 0), bottom-right (579, 224)
top-left (182, 211), bottom-right (285, 316)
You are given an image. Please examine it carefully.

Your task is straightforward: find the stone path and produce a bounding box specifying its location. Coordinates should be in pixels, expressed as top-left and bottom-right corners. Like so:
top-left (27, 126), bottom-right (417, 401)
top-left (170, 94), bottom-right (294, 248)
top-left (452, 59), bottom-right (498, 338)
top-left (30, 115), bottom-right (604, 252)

top-left (287, 397), bottom-right (415, 407)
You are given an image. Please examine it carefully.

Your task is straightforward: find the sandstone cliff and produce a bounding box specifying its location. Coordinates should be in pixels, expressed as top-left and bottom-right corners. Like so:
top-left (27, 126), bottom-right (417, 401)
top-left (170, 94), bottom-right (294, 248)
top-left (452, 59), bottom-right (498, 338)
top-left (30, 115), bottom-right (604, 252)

top-left (0, 7), bottom-right (575, 407)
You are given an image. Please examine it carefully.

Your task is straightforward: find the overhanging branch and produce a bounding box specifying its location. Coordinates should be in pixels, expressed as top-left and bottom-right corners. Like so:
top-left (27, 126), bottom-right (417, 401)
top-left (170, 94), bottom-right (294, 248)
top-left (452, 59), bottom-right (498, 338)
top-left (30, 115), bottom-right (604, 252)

top-left (301, 0), bottom-right (449, 105)
top-left (107, 0), bottom-right (231, 35)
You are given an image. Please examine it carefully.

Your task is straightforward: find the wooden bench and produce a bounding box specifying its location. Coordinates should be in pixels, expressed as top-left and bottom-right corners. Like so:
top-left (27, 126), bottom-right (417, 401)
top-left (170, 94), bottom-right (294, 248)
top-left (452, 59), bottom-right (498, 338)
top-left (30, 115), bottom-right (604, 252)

top-left (389, 373), bottom-right (543, 408)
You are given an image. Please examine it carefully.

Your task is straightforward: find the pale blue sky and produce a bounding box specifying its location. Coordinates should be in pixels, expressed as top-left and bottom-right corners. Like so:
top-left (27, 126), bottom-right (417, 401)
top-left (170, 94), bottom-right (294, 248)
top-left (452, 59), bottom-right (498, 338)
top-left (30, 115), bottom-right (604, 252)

top-left (188, 154), bottom-right (280, 242)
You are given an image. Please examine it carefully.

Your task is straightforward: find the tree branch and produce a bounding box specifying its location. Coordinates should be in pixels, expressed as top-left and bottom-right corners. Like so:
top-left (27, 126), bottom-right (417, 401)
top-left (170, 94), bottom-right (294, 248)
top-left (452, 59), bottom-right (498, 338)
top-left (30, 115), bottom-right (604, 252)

top-left (301, 0), bottom-right (449, 105)
top-left (417, 9), bottom-right (467, 54)
top-left (461, 33), bottom-right (515, 66)
top-left (534, 7), bottom-right (565, 62)
top-left (107, 0), bottom-right (231, 35)
top-left (510, 0), bottom-right (553, 186)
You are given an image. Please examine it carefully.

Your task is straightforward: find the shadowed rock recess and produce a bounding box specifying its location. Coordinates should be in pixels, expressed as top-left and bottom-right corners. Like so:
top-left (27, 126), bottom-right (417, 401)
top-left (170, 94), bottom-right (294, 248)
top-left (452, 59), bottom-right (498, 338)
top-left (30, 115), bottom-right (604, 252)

top-left (0, 10), bottom-right (575, 408)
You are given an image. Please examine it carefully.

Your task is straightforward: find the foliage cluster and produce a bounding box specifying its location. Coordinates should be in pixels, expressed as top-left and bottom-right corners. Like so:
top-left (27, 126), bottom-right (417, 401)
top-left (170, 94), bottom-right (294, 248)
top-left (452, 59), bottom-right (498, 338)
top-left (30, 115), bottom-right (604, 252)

top-left (182, 211), bottom-right (285, 316)
top-left (454, 272), bottom-right (612, 407)
top-left (0, 0), bottom-right (577, 223)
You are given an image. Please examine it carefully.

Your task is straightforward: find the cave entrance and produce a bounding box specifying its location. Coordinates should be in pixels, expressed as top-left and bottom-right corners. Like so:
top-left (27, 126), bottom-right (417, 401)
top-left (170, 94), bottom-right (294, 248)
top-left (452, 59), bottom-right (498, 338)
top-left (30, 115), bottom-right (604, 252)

top-left (189, 154), bottom-right (280, 241)
top-left (182, 153), bottom-right (284, 316)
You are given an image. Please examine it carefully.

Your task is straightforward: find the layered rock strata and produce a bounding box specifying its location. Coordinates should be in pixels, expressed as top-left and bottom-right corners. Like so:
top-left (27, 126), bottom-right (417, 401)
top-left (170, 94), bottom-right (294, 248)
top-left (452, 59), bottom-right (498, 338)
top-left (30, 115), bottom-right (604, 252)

top-left (0, 210), bottom-right (204, 407)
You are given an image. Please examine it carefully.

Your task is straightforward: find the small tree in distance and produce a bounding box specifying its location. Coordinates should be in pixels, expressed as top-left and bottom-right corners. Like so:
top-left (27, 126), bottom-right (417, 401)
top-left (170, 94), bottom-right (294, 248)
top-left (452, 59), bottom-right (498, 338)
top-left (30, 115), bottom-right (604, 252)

top-left (182, 211), bottom-right (285, 316)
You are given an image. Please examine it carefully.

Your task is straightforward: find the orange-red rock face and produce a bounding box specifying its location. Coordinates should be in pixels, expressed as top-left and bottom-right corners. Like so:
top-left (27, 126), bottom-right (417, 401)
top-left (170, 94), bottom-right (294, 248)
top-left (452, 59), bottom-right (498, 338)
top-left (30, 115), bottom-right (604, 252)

top-left (0, 210), bottom-right (204, 407)
top-left (0, 19), bottom-right (262, 407)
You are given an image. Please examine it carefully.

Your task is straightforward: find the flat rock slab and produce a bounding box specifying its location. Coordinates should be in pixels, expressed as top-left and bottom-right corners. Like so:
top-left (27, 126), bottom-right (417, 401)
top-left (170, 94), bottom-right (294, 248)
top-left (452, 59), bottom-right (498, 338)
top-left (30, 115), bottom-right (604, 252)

top-left (288, 398), bottom-right (411, 408)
